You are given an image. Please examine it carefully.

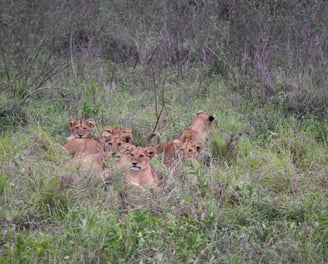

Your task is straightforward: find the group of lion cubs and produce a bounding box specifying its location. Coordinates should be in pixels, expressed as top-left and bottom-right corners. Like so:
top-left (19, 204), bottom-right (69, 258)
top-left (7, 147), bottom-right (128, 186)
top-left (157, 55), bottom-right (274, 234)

top-left (62, 111), bottom-right (216, 189)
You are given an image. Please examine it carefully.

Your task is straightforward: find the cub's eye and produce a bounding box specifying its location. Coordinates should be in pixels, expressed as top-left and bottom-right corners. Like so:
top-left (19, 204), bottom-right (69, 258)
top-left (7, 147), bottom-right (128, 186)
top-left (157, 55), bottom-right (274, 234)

top-left (83, 127), bottom-right (87, 130)
top-left (75, 126), bottom-right (79, 129)
top-left (118, 143), bottom-right (122, 146)
top-left (189, 149), bottom-right (193, 152)
top-left (130, 153), bottom-right (134, 157)
top-left (139, 154), bottom-right (144, 158)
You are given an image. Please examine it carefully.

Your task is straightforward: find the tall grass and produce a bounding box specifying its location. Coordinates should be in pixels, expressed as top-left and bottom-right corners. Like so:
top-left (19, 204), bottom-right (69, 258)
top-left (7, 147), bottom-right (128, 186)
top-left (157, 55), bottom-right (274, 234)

top-left (0, 78), bottom-right (327, 263)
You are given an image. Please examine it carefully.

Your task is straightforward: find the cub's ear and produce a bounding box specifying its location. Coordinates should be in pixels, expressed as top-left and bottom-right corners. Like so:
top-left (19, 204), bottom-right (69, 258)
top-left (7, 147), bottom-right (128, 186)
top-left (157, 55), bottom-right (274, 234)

top-left (86, 119), bottom-right (96, 128)
top-left (67, 118), bottom-right (77, 128)
top-left (208, 115), bottom-right (216, 122)
top-left (101, 131), bottom-right (113, 142)
top-left (103, 126), bottom-right (114, 134)
top-left (173, 139), bottom-right (183, 149)
top-left (122, 128), bottom-right (133, 143)
top-left (123, 135), bottom-right (133, 143)
top-left (145, 147), bottom-right (156, 159)
top-left (124, 128), bottom-right (132, 133)
top-left (195, 143), bottom-right (203, 153)
top-left (197, 110), bottom-right (206, 115)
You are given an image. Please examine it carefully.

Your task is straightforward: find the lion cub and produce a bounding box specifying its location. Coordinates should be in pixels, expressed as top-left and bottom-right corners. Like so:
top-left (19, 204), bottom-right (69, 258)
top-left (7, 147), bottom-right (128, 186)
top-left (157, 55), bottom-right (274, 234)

top-left (63, 139), bottom-right (109, 171)
top-left (101, 131), bottom-right (127, 155)
top-left (178, 141), bottom-right (203, 162)
top-left (124, 146), bottom-right (159, 188)
top-left (102, 126), bottom-right (133, 144)
top-left (66, 118), bottom-right (96, 141)
top-left (63, 137), bottom-right (106, 156)
top-left (145, 132), bottom-right (183, 167)
top-left (114, 143), bottom-right (137, 168)
top-left (179, 110), bottom-right (216, 144)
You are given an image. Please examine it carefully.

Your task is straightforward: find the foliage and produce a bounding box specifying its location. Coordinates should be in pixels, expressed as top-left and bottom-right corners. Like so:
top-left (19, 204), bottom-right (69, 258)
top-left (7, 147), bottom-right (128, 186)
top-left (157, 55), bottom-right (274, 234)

top-left (1, 0), bottom-right (327, 120)
top-left (1, 79), bottom-right (327, 262)
top-left (0, 1), bottom-right (327, 263)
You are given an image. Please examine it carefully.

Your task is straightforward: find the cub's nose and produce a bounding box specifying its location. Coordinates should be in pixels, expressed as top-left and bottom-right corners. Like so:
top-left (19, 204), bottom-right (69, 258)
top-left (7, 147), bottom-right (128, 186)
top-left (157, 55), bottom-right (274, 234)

top-left (132, 161), bottom-right (138, 166)
top-left (79, 134), bottom-right (83, 138)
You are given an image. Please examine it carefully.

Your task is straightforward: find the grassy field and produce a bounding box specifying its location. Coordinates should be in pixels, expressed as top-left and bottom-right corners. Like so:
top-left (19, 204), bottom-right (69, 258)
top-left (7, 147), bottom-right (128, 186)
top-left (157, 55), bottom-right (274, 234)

top-left (0, 77), bottom-right (327, 263)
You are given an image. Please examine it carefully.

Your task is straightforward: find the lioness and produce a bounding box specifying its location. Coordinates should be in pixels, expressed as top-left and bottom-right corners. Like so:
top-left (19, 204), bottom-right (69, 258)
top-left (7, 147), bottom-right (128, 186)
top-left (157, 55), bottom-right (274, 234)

top-left (66, 118), bottom-right (96, 141)
top-left (179, 110), bottom-right (216, 144)
top-left (124, 146), bottom-right (159, 188)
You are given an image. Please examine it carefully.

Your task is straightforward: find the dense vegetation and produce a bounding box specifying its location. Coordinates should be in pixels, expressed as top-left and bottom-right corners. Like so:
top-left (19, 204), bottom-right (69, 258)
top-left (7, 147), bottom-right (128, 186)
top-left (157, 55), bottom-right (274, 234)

top-left (1, 0), bottom-right (327, 263)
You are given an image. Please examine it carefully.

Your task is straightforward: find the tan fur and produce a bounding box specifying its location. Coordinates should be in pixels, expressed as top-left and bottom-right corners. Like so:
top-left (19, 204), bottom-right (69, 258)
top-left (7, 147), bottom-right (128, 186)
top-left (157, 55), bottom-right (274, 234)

top-left (66, 118), bottom-right (96, 141)
top-left (63, 132), bottom-right (116, 171)
top-left (63, 129), bottom-right (133, 173)
top-left (124, 146), bottom-right (159, 188)
top-left (145, 132), bottom-right (183, 167)
top-left (144, 132), bottom-right (161, 146)
top-left (63, 138), bottom-right (105, 156)
top-left (144, 111), bottom-right (214, 167)
top-left (68, 151), bottom-right (109, 171)
top-left (179, 111), bottom-right (216, 144)
top-left (102, 126), bottom-right (133, 143)
top-left (102, 131), bottom-right (127, 156)
top-left (158, 139), bottom-right (184, 167)
top-left (115, 143), bottom-right (137, 168)
top-left (178, 141), bottom-right (203, 161)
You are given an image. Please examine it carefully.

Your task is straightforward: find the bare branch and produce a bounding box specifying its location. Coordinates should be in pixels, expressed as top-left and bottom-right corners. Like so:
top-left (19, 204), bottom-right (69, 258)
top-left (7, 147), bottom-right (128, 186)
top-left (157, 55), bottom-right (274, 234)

top-left (150, 65), bottom-right (166, 132)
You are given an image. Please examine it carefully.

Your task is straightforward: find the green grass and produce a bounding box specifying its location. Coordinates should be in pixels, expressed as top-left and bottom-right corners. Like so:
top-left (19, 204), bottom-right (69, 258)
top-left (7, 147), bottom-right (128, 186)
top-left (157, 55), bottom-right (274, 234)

top-left (0, 78), bottom-right (327, 263)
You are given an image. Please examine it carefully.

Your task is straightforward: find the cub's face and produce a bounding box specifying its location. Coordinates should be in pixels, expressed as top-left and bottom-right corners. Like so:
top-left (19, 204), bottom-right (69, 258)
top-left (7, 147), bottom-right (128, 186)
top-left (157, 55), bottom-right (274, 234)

top-left (115, 143), bottom-right (136, 167)
top-left (179, 141), bottom-right (202, 161)
top-left (102, 126), bottom-right (133, 143)
top-left (101, 132), bottom-right (125, 154)
top-left (129, 147), bottom-right (156, 171)
top-left (68, 118), bottom-right (95, 139)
